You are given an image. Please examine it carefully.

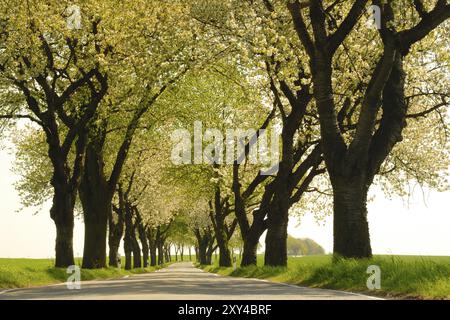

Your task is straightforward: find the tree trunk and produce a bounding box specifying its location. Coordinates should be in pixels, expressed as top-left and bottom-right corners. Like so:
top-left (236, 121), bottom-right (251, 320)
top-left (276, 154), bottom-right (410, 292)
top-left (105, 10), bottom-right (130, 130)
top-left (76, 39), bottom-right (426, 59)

top-left (157, 244), bottom-right (164, 265)
top-left (147, 228), bottom-right (157, 267)
top-left (198, 244), bottom-right (207, 264)
top-left (332, 179), bottom-right (372, 259)
top-left (149, 242), bottom-right (157, 266)
top-left (82, 216), bottom-right (108, 269)
top-left (238, 206), bottom-right (267, 266)
top-left (241, 225), bottom-right (264, 266)
top-left (141, 243), bottom-right (149, 267)
top-left (165, 245), bottom-right (171, 262)
top-left (234, 187), bottom-right (267, 267)
top-left (264, 186), bottom-right (290, 266)
top-left (79, 141), bottom-right (111, 269)
top-left (264, 136), bottom-right (294, 267)
top-left (53, 220), bottom-right (75, 268)
top-left (124, 241), bottom-right (132, 270)
top-left (132, 238), bottom-right (141, 268)
top-left (131, 224), bottom-right (142, 268)
top-left (207, 246), bottom-right (214, 265)
top-left (195, 230), bottom-right (209, 265)
top-left (264, 211), bottom-right (289, 266)
top-left (48, 149), bottom-right (78, 268)
top-left (108, 208), bottom-right (124, 267)
top-left (157, 233), bottom-right (164, 265)
top-left (50, 183), bottom-right (76, 268)
top-left (109, 236), bottom-right (121, 267)
top-left (137, 216), bottom-right (149, 268)
top-left (264, 182), bottom-right (290, 267)
top-left (210, 187), bottom-right (233, 267)
top-left (124, 204), bottom-right (133, 270)
top-left (216, 233), bottom-right (232, 267)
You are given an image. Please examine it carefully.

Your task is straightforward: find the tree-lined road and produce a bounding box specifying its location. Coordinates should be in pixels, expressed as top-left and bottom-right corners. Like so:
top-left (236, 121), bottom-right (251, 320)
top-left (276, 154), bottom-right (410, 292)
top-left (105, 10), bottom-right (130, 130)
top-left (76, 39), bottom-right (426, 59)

top-left (0, 262), bottom-right (380, 300)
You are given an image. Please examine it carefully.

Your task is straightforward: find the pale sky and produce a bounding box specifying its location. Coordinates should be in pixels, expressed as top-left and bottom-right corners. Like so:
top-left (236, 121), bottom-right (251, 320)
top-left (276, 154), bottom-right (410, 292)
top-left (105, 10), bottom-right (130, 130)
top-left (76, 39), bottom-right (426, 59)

top-left (0, 146), bottom-right (449, 258)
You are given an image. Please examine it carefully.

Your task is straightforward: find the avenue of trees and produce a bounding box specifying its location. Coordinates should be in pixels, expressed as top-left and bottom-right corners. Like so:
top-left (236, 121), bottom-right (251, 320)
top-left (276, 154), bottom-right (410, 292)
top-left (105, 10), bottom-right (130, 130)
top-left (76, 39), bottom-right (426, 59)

top-left (0, 0), bottom-right (449, 269)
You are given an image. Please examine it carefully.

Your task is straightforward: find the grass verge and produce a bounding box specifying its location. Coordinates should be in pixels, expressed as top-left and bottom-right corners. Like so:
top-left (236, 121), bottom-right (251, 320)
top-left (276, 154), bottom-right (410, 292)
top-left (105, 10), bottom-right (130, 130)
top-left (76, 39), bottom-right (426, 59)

top-left (0, 257), bottom-right (170, 289)
top-left (201, 255), bottom-right (450, 300)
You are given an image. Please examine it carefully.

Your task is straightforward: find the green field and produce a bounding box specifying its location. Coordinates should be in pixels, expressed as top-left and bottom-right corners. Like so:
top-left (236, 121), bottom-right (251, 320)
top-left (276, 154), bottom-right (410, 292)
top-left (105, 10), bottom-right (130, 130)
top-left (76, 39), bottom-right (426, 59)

top-left (203, 255), bottom-right (450, 300)
top-left (0, 257), bottom-right (171, 289)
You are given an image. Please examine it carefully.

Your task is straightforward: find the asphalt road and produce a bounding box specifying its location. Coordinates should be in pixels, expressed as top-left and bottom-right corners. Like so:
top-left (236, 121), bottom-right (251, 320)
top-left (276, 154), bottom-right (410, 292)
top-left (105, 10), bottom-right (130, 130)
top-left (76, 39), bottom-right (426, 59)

top-left (0, 262), bottom-right (381, 300)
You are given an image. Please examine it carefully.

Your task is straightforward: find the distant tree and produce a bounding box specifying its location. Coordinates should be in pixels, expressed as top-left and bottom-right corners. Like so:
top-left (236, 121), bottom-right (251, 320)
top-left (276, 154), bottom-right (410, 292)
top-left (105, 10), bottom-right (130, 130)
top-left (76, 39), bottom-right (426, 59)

top-left (287, 235), bottom-right (325, 256)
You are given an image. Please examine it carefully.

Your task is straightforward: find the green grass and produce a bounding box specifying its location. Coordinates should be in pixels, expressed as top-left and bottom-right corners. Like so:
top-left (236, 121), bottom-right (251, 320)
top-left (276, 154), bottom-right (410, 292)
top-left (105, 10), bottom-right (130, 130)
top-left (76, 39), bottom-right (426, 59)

top-left (202, 255), bottom-right (450, 300)
top-left (0, 257), bottom-right (172, 289)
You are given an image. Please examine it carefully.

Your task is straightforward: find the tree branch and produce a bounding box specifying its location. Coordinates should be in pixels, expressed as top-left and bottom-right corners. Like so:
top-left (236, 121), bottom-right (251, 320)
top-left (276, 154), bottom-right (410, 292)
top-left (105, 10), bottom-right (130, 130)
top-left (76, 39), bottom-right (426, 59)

top-left (328, 0), bottom-right (368, 55)
top-left (287, 0), bottom-right (315, 58)
top-left (398, 2), bottom-right (450, 55)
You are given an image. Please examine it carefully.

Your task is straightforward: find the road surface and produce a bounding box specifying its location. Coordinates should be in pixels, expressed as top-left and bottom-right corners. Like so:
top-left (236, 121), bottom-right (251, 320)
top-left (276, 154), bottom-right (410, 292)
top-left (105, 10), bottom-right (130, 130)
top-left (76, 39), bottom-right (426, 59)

top-left (0, 262), bottom-right (381, 300)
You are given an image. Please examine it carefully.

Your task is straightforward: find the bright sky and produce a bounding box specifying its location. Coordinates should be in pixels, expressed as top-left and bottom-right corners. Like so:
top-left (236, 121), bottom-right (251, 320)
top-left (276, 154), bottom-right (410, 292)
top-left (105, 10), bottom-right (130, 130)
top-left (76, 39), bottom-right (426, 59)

top-left (0, 146), bottom-right (449, 258)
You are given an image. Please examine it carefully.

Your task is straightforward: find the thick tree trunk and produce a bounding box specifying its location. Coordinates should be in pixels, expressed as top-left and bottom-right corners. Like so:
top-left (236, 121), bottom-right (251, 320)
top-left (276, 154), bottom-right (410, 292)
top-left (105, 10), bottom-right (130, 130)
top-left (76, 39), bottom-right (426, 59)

top-left (54, 220), bottom-right (75, 268)
top-left (131, 216), bottom-right (142, 268)
top-left (210, 187), bottom-right (233, 267)
top-left (124, 241), bottom-right (132, 270)
top-left (195, 231), bottom-right (209, 265)
top-left (147, 229), bottom-right (157, 267)
top-left (157, 246), bottom-right (163, 265)
top-left (165, 245), bottom-right (171, 262)
top-left (132, 234), bottom-right (142, 268)
top-left (234, 176), bottom-right (268, 267)
top-left (264, 131), bottom-right (296, 267)
top-left (140, 234), bottom-right (149, 268)
top-left (149, 245), bottom-right (157, 266)
top-left (109, 241), bottom-right (120, 268)
top-left (264, 184), bottom-right (290, 267)
top-left (157, 241), bottom-right (164, 265)
top-left (136, 215), bottom-right (149, 268)
top-left (82, 217), bottom-right (108, 269)
top-left (48, 148), bottom-right (78, 268)
top-left (50, 184), bottom-right (76, 268)
top-left (216, 233), bottom-right (232, 267)
top-left (207, 247), bottom-right (214, 265)
top-left (149, 241), bottom-right (157, 266)
top-left (333, 179), bottom-right (372, 258)
top-left (212, 205), bottom-right (232, 266)
top-left (79, 133), bottom-right (111, 269)
top-left (108, 208), bottom-right (124, 267)
top-left (241, 225), bottom-right (264, 267)
top-left (264, 211), bottom-right (288, 266)
top-left (198, 244), bottom-right (207, 264)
